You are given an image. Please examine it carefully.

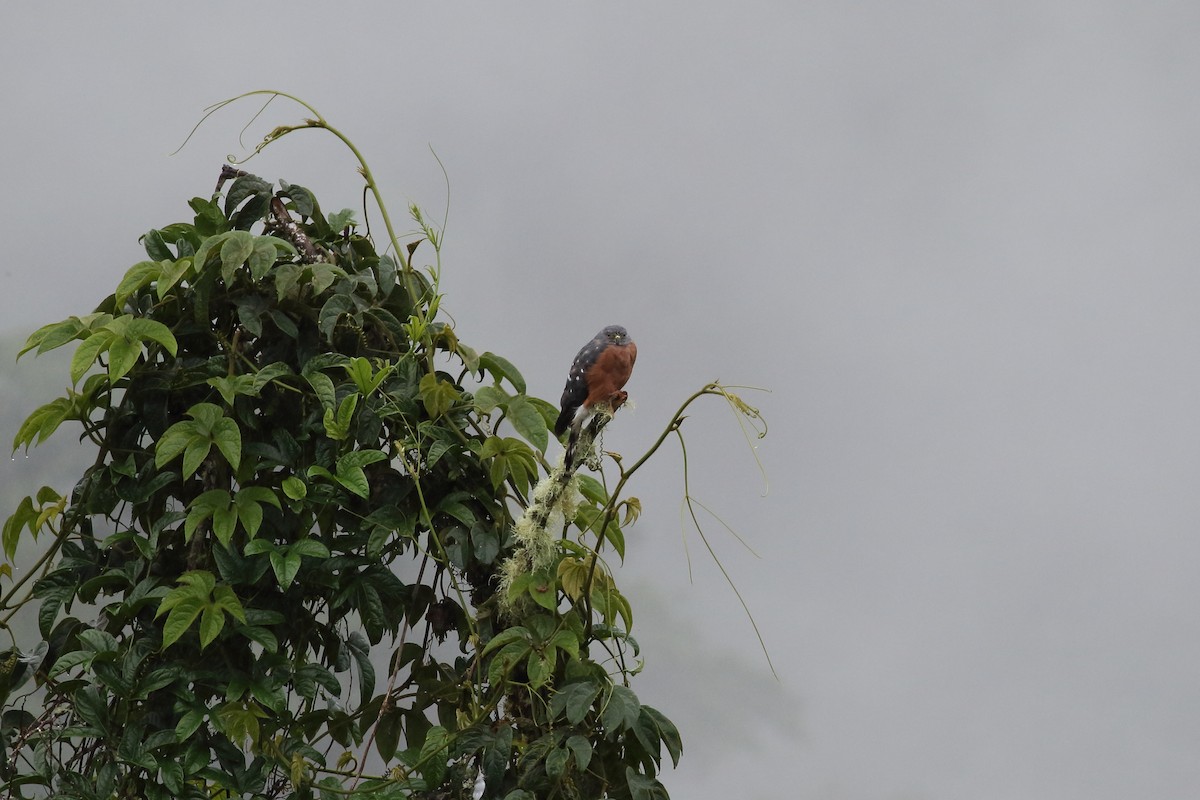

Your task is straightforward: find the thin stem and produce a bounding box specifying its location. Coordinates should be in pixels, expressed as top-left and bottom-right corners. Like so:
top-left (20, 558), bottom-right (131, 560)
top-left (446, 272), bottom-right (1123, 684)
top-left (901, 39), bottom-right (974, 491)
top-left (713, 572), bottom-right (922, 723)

top-left (675, 429), bottom-right (777, 679)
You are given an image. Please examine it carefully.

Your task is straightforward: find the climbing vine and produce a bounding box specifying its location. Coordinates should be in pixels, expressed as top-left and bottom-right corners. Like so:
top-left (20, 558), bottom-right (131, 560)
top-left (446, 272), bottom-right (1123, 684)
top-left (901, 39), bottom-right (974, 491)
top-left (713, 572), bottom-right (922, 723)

top-left (0, 93), bottom-right (765, 800)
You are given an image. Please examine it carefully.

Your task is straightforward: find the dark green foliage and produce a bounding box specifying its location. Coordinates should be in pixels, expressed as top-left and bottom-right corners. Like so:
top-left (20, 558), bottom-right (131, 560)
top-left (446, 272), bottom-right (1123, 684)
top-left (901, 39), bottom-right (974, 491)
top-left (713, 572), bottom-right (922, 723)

top-left (0, 167), bottom-right (678, 798)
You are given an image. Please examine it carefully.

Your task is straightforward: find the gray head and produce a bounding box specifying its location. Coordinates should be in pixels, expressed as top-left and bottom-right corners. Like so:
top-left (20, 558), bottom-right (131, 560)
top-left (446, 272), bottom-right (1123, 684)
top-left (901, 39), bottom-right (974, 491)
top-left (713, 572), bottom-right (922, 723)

top-left (598, 325), bottom-right (631, 344)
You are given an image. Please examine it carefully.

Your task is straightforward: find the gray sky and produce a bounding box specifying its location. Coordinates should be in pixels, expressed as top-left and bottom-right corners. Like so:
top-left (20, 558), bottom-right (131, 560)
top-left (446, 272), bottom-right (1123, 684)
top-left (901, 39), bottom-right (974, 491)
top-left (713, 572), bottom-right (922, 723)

top-left (5, 3), bottom-right (1200, 798)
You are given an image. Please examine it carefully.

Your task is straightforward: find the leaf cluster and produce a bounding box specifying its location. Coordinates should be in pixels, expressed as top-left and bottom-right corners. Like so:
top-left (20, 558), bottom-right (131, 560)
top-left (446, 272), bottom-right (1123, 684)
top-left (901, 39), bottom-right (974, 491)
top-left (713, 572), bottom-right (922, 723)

top-left (0, 164), bottom-right (676, 799)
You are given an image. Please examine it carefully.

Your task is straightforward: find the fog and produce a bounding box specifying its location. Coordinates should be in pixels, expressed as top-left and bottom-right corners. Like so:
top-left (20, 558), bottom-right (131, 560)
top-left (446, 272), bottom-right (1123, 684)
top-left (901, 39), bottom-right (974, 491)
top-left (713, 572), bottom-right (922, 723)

top-left (4, 3), bottom-right (1200, 797)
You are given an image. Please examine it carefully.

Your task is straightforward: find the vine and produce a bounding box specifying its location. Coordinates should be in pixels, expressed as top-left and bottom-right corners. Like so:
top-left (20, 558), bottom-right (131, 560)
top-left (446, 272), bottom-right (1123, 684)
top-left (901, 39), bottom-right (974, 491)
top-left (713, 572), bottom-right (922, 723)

top-left (0, 93), bottom-right (766, 800)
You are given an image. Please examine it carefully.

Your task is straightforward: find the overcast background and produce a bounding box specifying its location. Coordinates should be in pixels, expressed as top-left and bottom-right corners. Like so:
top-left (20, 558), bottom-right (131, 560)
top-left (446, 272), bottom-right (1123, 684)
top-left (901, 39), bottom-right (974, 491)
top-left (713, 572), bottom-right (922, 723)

top-left (4, 3), bottom-right (1200, 798)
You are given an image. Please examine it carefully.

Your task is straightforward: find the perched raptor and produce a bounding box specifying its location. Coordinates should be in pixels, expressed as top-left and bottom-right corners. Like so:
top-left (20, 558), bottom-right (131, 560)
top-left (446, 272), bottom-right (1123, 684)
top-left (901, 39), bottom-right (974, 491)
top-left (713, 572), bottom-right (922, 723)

top-left (554, 325), bottom-right (638, 439)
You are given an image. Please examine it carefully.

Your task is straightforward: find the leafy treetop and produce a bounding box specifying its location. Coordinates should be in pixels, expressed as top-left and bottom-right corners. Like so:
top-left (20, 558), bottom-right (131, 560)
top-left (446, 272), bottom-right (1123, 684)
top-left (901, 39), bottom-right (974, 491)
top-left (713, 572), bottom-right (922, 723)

top-left (0, 94), bottom-right (765, 800)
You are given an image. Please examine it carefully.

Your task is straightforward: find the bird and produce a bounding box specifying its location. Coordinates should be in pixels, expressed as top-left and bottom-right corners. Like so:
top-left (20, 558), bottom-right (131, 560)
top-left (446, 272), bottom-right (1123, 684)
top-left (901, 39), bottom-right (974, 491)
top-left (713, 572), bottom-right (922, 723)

top-left (554, 325), bottom-right (638, 440)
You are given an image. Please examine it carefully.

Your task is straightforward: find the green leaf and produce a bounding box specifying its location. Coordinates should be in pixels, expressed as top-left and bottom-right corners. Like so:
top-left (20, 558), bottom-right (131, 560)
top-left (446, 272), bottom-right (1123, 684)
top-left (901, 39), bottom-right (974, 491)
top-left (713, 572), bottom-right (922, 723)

top-left (159, 759), bottom-right (184, 795)
top-left (326, 208), bottom-right (356, 231)
top-left (159, 595), bottom-right (204, 649)
top-left (374, 706), bottom-right (403, 762)
top-left (157, 257), bottom-right (193, 299)
top-left (269, 551), bottom-right (302, 590)
top-left (273, 262), bottom-right (302, 300)
top-left (590, 582), bottom-right (634, 631)
top-left (338, 449), bottom-right (390, 469)
top-left (181, 440), bottom-right (210, 479)
top-left (473, 385), bottom-right (508, 413)
top-left (566, 735), bottom-right (593, 772)
top-left (269, 308), bottom-right (299, 338)
top-left (418, 372), bottom-right (458, 419)
top-left (281, 476), bottom-right (307, 500)
top-left (376, 253), bottom-right (398, 295)
top-left (305, 370), bottom-right (337, 411)
top-left (236, 295), bottom-right (265, 336)
top-left (233, 487), bottom-right (277, 540)
top-left (238, 625), bottom-right (278, 653)
top-left (136, 668), bottom-right (179, 697)
top-left (278, 181), bottom-right (317, 217)
top-left (479, 352), bottom-right (526, 393)
top-left (296, 662), bottom-right (341, 696)
top-left (323, 392), bottom-right (359, 440)
top-left (334, 465), bottom-right (369, 499)
top-left (545, 745), bottom-right (570, 778)
top-left (238, 486), bottom-right (280, 508)
top-left (106, 336), bottom-right (139, 382)
top-left (436, 496), bottom-right (476, 527)
top-left (418, 726), bottom-right (450, 788)
top-left (290, 539), bottom-right (330, 559)
top-left (191, 197), bottom-right (230, 236)
top-left (225, 173), bottom-right (272, 213)
top-left (74, 685), bottom-right (108, 730)
top-left (346, 631), bottom-right (375, 706)
top-left (175, 709), bottom-right (205, 741)
top-left (156, 571), bottom-right (239, 650)
top-left (155, 422), bottom-right (197, 469)
top-left (211, 505), bottom-right (237, 547)
top-left (625, 768), bottom-right (666, 800)
top-left (157, 404), bottom-right (239, 475)
top-left (506, 394), bottom-right (548, 452)
top-left (212, 585), bottom-right (247, 624)
top-left (210, 418), bottom-right (242, 470)
top-left (141, 227), bottom-right (173, 260)
top-left (550, 627), bottom-right (581, 661)
top-left (554, 681), bottom-right (601, 725)
top-left (49, 649), bottom-right (95, 678)
top-left (471, 523), bottom-right (500, 564)
top-left (184, 490), bottom-right (231, 541)
top-left (176, 570), bottom-right (217, 594)
top-left (602, 685), bottom-right (641, 734)
top-left (527, 395), bottom-right (561, 429)
top-left (481, 437), bottom-right (537, 496)
top-left (527, 570), bottom-right (558, 611)
top-left (219, 230), bottom-right (256, 284)
top-left (642, 705), bottom-right (683, 767)
top-left (18, 316), bottom-right (88, 358)
top-left (482, 726), bottom-right (513, 789)
top-left (2, 497), bottom-right (34, 560)
top-left (526, 652), bottom-right (552, 688)
top-left (77, 628), bottom-right (119, 654)
top-left (243, 538), bottom-right (276, 557)
top-left (310, 263), bottom-right (346, 295)
top-left (576, 475), bottom-right (608, 506)
top-left (603, 521), bottom-right (627, 562)
top-left (215, 700), bottom-right (265, 749)
top-left (114, 260), bottom-right (165, 308)
top-left (306, 465), bottom-right (335, 485)
top-left (318, 293), bottom-right (357, 339)
top-left (103, 316), bottom-right (178, 363)
top-left (70, 330), bottom-right (112, 384)
top-left (251, 361), bottom-right (293, 393)
top-left (207, 374), bottom-right (256, 405)
top-left (487, 641), bottom-right (532, 687)
top-left (247, 237), bottom-right (281, 280)
top-left (556, 557), bottom-right (590, 602)
top-left (482, 627), bottom-right (530, 656)
top-left (198, 603), bottom-right (226, 647)
top-left (344, 356), bottom-right (393, 396)
top-left (13, 397), bottom-right (71, 452)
